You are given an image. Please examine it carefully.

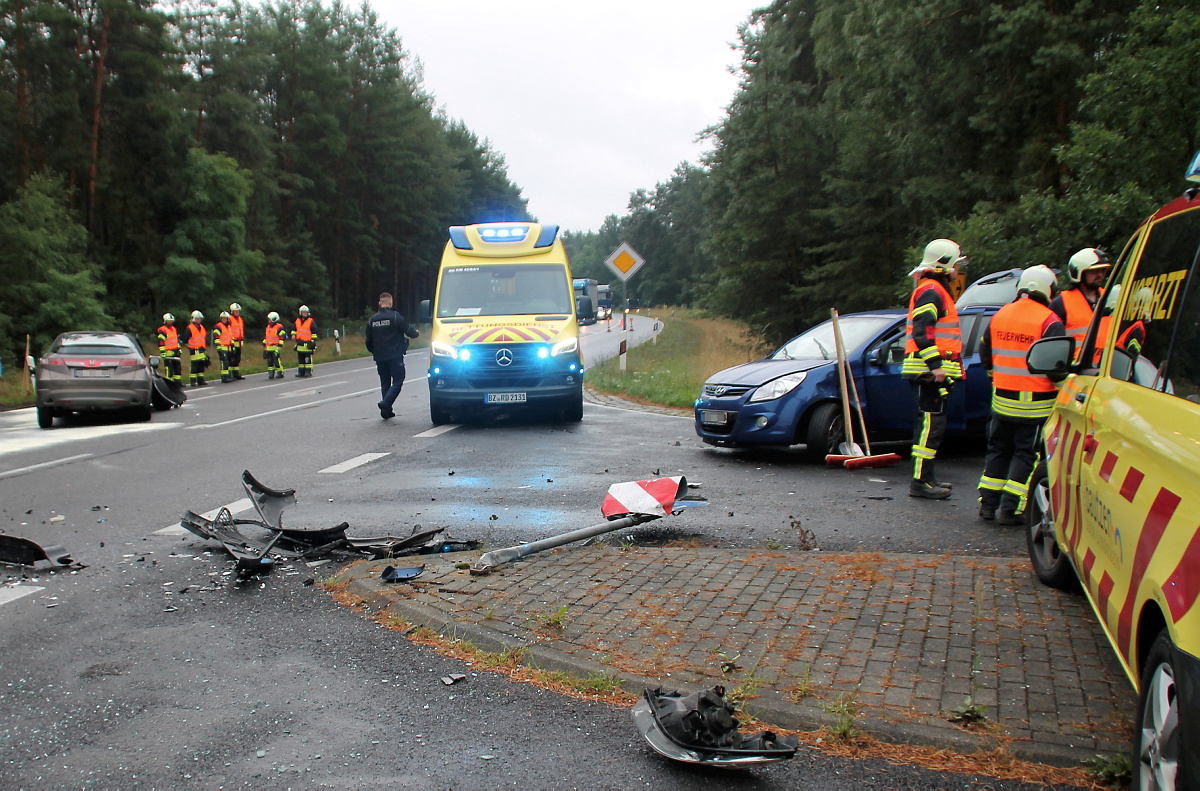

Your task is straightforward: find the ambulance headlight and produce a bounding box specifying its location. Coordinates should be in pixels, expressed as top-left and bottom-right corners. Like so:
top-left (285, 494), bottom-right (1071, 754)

top-left (460, 348), bottom-right (471, 362)
top-left (748, 372), bottom-right (807, 402)
top-left (432, 341), bottom-right (458, 359)
top-left (551, 338), bottom-right (578, 356)
top-left (537, 346), bottom-right (549, 359)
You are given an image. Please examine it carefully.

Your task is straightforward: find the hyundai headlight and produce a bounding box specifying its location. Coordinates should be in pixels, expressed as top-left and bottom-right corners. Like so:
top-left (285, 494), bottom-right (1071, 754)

top-left (551, 338), bottom-right (578, 356)
top-left (748, 371), bottom-right (807, 402)
top-left (431, 341), bottom-right (458, 359)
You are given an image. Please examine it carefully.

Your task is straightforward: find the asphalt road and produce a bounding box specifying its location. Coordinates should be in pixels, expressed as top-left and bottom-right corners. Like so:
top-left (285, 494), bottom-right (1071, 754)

top-left (0, 334), bottom-right (1050, 789)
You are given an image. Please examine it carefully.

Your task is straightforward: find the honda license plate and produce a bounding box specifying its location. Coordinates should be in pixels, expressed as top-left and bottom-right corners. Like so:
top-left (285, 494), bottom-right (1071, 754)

top-left (701, 410), bottom-right (730, 425)
top-left (486, 392), bottom-right (527, 404)
top-left (73, 369), bottom-right (111, 378)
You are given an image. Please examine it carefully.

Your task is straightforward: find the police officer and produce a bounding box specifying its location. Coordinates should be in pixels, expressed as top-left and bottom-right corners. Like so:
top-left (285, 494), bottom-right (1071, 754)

top-left (213, 311), bottom-right (235, 383)
top-left (263, 311), bottom-right (287, 379)
top-left (977, 265), bottom-right (1066, 525)
top-left (903, 239), bottom-right (967, 499)
top-left (227, 302), bottom-right (246, 380)
top-left (1049, 248), bottom-right (1109, 361)
top-left (156, 313), bottom-right (182, 383)
top-left (293, 305), bottom-right (317, 377)
top-left (181, 310), bottom-right (209, 387)
top-left (365, 292), bottom-right (420, 419)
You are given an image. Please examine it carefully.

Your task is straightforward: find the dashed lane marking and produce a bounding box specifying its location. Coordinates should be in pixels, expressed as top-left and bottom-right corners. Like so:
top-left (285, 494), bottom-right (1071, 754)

top-left (0, 586), bottom-right (44, 607)
top-left (154, 497), bottom-right (253, 536)
top-left (184, 388), bottom-right (377, 430)
top-left (0, 453), bottom-right (94, 481)
top-left (414, 425), bottom-right (459, 438)
top-left (318, 452), bottom-right (390, 474)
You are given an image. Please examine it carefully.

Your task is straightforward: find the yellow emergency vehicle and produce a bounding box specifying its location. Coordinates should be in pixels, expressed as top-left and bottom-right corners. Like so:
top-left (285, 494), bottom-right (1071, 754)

top-left (1025, 151), bottom-right (1200, 789)
top-left (418, 222), bottom-right (583, 425)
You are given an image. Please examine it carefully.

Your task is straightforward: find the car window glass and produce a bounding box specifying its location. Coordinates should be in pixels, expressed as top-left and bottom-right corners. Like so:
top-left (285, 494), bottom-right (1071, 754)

top-left (956, 273), bottom-right (1018, 308)
top-left (54, 344), bottom-right (136, 355)
top-left (958, 314), bottom-right (980, 356)
top-left (773, 316), bottom-right (895, 361)
top-left (1110, 208), bottom-right (1197, 391)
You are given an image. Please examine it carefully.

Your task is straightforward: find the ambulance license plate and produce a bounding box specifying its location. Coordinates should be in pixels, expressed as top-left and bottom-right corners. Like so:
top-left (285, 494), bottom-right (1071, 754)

top-left (701, 410), bottom-right (730, 425)
top-left (486, 392), bottom-right (526, 404)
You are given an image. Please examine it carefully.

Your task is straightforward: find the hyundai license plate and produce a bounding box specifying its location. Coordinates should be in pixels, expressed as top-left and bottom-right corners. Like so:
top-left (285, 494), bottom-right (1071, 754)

top-left (73, 369), bottom-right (111, 378)
top-left (701, 410), bottom-right (730, 425)
top-left (486, 392), bottom-right (526, 404)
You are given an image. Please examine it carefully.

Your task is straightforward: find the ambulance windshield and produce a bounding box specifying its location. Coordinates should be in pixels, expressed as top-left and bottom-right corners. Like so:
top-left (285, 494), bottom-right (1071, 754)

top-left (438, 264), bottom-right (573, 318)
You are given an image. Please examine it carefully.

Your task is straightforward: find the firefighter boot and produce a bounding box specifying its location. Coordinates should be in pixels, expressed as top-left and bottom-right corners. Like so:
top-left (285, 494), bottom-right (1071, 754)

top-left (910, 479), bottom-right (952, 500)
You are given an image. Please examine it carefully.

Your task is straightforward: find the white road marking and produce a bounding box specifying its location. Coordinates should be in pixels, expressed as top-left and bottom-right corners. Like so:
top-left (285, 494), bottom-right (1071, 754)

top-left (154, 498), bottom-right (254, 535)
top-left (0, 453), bottom-right (94, 480)
top-left (185, 388), bottom-right (377, 430)
top-left (278, 381), bottom-right (348, 399)
top-left (414, 425), bottom-right (459, 438)
top-left (0, 417), bottom-right (179, 460)
top-left (585, 401), bottom-right (692, 420)
top-left (0, 586), bottom-right (44, 607)
top-left (318, 452), bottom-right (390, 474)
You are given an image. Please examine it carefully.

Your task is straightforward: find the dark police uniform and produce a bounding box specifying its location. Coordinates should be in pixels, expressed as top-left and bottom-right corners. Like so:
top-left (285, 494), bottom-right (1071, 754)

top-left (366, 307), bottom-right (420, 419)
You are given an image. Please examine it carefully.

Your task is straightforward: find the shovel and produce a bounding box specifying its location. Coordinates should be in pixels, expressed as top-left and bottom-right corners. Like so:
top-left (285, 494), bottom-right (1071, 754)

top-left (830, 309), bottom-right (865, 458)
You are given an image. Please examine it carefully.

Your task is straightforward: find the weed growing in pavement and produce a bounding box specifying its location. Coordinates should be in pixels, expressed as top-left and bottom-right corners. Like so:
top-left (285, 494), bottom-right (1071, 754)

top-left (793, 519), bottom-right (818, 551)
top-left (537, 605), bottom-right (569, 630)
top-left (410, 625), bottom-right (438, 641)
top-left (321, 576), bottom-right (343, 590)
top-left (766, 537), bottom-right (785, 550)
top-left (599, 655), bottom-right (613, 665)
top-left (714, 648), bottom-right (742, 674)
top-left (619, 538), bottom-right (635, 551)
top-left (476, 646), bottom-right (525, 671)
top-left (1085, 752), bottom-right (1132, 786)
top-left (789, 664), bottom-right (815, 701)
top-left (572, 672), bottom-right (623, 696)
top-left (479, 608), bottom-right (497, 621)
top-left (824, 692), bottom-right (862, 742)
top-left (727, 671), bottom-right (764, 707)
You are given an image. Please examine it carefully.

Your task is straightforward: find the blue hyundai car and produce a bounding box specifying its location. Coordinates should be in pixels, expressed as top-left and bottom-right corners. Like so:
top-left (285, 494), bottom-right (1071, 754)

top-left (694, 270), bottom-right (1026, 460)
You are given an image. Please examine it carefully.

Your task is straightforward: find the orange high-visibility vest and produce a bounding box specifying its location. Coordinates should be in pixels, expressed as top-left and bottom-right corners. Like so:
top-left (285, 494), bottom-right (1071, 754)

top-left (904, 278), bottom-right (962, 357)
top-left (229, 315), bottom-right (245, 342)
top-left (215, 321), bottom-right (234, 348)
top-left (157, 325), bottom-right (179, 351)
top-left (294, 317), bottom-right (314, 342)
top-left (989, 297), bottom-right (1058, 393)
top-left (187, 323), bottom-right (207, 350)
top-left (264, 323), bottom-right (285, 347)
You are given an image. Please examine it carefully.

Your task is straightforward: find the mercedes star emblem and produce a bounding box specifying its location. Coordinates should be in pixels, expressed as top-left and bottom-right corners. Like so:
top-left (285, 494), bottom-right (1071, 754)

top-left (495, 349), bottom-right (513, 366)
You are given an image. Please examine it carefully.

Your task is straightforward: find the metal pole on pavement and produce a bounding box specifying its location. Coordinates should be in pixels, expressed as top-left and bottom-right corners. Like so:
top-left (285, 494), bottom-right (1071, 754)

top-left (472, 514), bottom-right (651, 572)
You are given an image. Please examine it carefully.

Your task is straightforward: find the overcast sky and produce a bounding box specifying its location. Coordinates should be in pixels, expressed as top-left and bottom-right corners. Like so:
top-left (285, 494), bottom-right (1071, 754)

top-left (373, 1), bottom-right (763, 233)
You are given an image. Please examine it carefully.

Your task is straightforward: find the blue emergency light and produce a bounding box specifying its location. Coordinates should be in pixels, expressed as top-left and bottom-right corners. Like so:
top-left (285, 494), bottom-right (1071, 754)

top-left (479, 225), bottom-right (530, 242)
top-left (1187, 149), bottom-right (1200, 184)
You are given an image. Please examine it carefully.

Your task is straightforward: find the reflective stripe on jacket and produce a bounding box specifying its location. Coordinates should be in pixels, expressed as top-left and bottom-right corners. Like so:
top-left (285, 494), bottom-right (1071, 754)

top-left (902, 278), bottom-right (962, 378)
top-left (264, 323), bottom-right (285, 347)
top-left (229, 315), bottom-right (245, 342)
top-left (294, 317), bottom-right (314, 342)
top-left (986, 296), bottom-right (1060, 420)
top-left (185, 323), bottom-right (207, 350)
top-left (157, 325), bottom-right (179, 351)
top-left (214, 321), bottom-right (234, 349)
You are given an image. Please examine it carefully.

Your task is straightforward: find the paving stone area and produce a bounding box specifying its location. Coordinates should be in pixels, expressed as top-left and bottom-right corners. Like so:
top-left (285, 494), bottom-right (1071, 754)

top-left (343, 547), bottom-right (1136, 762)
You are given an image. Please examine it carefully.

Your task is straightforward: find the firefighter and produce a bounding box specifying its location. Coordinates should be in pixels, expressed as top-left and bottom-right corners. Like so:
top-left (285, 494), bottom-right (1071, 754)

top-left (977, 265), bottom-right (1066, 525)
top-left (293, 305), bottom-right (317, 377)
top-left (227, 302), bottom-right (245, 380)
top-left (263, 311), bottom-right (287, 379)
top-left (181, 310), bottom-right (209, 387)
top-left (902, 238), bottom-right (967, 499)
top-left (156, 313), bottom-right (182, 383)
top-left (1049, 248), bottom-right (1110, 361)
top-left (213, 311), bottom-right (235, 383)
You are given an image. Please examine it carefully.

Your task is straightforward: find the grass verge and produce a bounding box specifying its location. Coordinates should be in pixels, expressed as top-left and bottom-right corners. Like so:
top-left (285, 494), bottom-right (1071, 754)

top-left (586, 308), bottom-right (764, 409)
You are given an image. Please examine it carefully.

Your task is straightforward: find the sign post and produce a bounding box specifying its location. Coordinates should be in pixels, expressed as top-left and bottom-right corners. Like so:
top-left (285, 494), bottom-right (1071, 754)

top-left (604, 242), bottom-right (646, 376)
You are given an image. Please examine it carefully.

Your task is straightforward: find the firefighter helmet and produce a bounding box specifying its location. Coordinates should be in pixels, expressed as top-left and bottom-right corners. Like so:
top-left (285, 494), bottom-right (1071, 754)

top-left (1017, 265), bottom-right (1056, 304)
top-left (162, 312), bottom-right (175, 323)
top-left (229, 302), bottom-right (242, 313)
top-left (299, 305), bottom-right (310, 316)
top-left (1067, 248), bottom-right (1110, 284)
top-left (267, 311), bottom-right (280, 323)
top-left (220, 311), bottom-right (231, 320)
top-left (191, 310), bottom-right (204, 321)
top-left (919, 238), bottom-right (967, 275)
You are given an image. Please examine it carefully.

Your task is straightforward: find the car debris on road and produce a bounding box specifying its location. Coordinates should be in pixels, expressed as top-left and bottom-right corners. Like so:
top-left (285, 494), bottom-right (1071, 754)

top-left (0, 534), bottom-right (81, 570)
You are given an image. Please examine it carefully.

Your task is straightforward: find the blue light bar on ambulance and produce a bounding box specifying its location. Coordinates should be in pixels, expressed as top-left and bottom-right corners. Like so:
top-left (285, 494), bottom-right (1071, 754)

top-left (1187, 149), bottom-right (1200, 184)
top-left (479, 225), bottom-right (530, 242)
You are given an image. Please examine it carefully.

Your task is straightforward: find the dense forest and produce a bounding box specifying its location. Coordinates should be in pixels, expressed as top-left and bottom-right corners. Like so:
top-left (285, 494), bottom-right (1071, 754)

top-left (2, 0), bottom-right (1198, 363)
top-left (0, 0), bottom-right (528, 362)
top-left (567, 0), bottom-right (1200, 345)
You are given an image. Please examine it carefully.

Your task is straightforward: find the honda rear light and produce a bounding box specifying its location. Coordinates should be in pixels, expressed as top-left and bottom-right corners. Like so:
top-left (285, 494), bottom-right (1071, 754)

top-left (40, 356), bottom-right (67, 370)
top-left (118, 359), bottom-right (143, 366)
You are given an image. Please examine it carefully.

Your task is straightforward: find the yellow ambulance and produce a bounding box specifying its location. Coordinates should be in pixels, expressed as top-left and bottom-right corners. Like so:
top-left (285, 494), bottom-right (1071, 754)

top-left (1025, 153), bottom-right (1200, 788)
top-left (418, 222), bottom-right (583, 425)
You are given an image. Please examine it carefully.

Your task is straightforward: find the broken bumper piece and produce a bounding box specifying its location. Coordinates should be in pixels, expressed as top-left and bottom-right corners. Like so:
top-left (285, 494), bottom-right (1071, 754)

top-left (631, 686), bottom-right (797, 767)
top-left (0, 534), bottom-right (77, 569)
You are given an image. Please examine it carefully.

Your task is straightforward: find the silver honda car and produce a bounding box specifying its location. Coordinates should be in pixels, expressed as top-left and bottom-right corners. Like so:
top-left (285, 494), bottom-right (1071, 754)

top-left (33, 332), bottom-right (157, 428)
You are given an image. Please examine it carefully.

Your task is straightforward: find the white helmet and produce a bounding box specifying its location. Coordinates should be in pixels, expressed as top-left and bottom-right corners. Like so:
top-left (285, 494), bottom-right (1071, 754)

top-left (220, 310), bottom-right (231, 320)
top-left (299, 305), bottom-right (310, 316)
top-left (229, 302), bottom-right (242, 313)
top-left (267, 311), bottom-right (280, 323)
top-left (1067, 248), bottom-right (1110, 284)
top-left (191, 310), bottom-right (204, 321)
top-left (919, 239), bottom-right (967, 275)
top-left (1017, 265), bottom-right (1056, 304)
top-left (162, 312), bottom-right (175, 323)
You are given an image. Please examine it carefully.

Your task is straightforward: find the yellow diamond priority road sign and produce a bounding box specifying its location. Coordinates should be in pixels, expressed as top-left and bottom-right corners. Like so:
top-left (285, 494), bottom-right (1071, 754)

top-left (604, 241), bottom-right (646, 283)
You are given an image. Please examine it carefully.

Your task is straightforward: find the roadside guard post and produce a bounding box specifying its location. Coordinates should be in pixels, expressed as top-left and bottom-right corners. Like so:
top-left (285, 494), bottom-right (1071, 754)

top-left (470, 476), bottom-right (704, 574)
